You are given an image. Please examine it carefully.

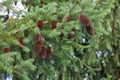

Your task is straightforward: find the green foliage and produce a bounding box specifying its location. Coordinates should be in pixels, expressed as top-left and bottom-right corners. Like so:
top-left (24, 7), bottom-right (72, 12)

top-left (0, 0), bottom-right (120, 80)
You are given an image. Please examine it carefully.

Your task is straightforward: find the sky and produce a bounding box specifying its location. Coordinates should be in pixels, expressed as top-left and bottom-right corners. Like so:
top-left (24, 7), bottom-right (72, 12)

top-left (0, 0), bottom-right (27, 18)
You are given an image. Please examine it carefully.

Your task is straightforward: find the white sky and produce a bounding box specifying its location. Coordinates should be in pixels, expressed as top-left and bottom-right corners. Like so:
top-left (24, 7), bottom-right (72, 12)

top-left (0, 0), bottom-right (27, 18)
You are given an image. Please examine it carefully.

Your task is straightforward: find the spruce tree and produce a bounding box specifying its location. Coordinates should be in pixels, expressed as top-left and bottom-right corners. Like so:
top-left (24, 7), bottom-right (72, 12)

top-left (0, 0), bottom-right (120, 80)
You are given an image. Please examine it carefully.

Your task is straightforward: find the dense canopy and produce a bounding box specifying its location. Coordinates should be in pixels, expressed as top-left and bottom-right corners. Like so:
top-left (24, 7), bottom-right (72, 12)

top-left (0, 0), bottom-right (120, 80)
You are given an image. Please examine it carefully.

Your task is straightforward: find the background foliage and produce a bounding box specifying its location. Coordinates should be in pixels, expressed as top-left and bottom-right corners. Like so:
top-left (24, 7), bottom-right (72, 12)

top-left (0, 0), bottom-right (120, 80)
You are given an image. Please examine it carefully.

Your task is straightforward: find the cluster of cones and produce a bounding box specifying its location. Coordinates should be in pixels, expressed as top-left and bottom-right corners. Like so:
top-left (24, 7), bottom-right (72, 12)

top-left (34, 34), bottom-right (51, 59)
top-left (36, 20), bottom-right (57, 30)
top-left (36, 14), bottom-right (94, 38)
top-left (3, 35), bottom-right (51, 60)
top-left (2, 14), bottom-right (93, 60)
